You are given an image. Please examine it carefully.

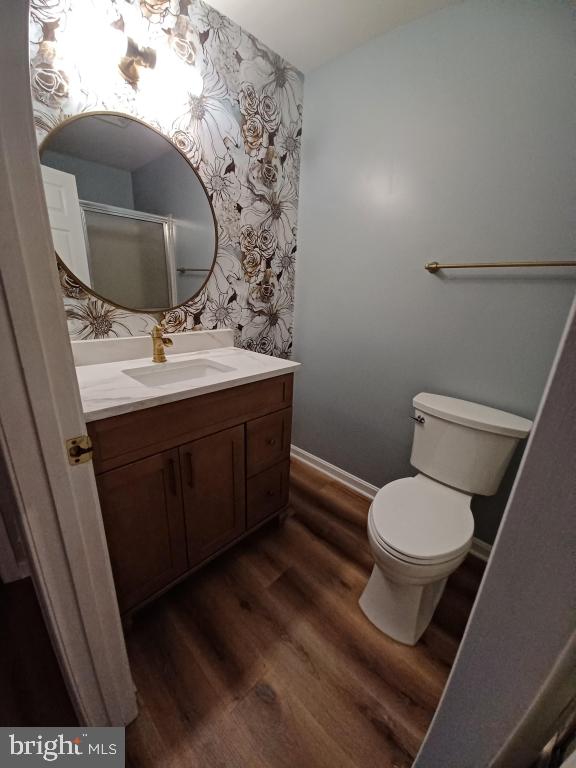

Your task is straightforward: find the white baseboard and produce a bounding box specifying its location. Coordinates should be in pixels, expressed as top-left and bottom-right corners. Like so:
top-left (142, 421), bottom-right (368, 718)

top-left (290, 445), bottom-right (380, 499)
top-left (469, 537), bottom-right (492, 562)
top-left (290, 444), bottom-right (492, 563)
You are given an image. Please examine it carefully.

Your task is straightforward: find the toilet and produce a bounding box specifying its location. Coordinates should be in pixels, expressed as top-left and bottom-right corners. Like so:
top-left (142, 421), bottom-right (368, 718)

top-left (359, 393), bottom-right (532, 645)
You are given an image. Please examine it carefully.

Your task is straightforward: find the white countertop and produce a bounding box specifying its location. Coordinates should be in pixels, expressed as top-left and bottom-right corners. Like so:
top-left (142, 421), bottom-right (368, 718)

top-left (73, 330), bottom-right (300, 422)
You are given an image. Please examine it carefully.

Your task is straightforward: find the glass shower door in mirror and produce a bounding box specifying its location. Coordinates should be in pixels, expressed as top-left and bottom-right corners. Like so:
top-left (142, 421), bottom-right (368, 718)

top-left (82, 205), bottom-right (175, 310)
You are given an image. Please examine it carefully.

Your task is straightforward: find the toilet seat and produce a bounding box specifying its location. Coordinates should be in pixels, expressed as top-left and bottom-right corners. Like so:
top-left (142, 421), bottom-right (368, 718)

top-left (369, 475), bottom-right (474, 565)
top-left (369, 517), bottom-right (468, 567)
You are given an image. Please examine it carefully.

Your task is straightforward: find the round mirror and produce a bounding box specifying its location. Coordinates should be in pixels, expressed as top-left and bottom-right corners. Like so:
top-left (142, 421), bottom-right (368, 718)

top-left (40, 112), bottom-right (217, 312)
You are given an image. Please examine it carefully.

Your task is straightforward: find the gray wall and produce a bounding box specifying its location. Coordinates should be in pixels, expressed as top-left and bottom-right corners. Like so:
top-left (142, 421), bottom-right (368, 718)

top-left (293, 0), bottom-right (576, 544)
top-left (132, 151), bottom-right (215, 305)
top-left (42, 150), bottom-right (134, 208)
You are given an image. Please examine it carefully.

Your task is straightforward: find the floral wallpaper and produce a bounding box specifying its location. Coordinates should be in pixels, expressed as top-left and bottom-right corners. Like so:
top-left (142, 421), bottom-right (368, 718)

top-left (29, 0), bottom-right (303, 357)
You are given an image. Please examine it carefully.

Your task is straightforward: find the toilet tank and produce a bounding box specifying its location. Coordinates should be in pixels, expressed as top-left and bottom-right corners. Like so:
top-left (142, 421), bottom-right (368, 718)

top-left (410, 393), bottom-right (532, 496)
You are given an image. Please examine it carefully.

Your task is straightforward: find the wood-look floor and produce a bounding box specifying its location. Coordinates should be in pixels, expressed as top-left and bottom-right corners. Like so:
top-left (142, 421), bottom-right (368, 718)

top-left (0, 577), bottom-right (77, 727)
top-left (126, 459), bottom-right (484, 768)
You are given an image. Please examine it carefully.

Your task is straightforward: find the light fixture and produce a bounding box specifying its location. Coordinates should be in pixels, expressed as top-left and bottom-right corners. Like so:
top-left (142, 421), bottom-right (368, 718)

top-left (138, 45), bottom-right (203, 121)
top-left (57, 5), bottom-right (203, 121)
top-left (57, 9), bottom-right (128, 93)
top-left (118, 37), bottom-right (157, 89)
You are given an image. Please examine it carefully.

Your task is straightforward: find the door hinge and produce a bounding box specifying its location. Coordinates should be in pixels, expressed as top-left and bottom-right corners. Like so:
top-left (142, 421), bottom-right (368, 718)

top-left (66, 435), bottom-right (93, 465)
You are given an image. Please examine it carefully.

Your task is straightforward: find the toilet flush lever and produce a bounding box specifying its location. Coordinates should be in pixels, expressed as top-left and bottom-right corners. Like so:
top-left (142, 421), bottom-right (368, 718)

top-left (411, 415), bottom-right (425, 425)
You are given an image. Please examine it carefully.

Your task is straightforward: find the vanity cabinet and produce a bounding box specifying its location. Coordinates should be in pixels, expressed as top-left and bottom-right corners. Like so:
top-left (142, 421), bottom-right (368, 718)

top-left (88, 374), bottom-right (293, 614)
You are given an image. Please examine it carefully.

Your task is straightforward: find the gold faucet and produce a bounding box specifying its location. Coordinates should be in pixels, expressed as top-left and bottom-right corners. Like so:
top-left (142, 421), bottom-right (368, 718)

top-left (150, 321), bottom-right (173, 363)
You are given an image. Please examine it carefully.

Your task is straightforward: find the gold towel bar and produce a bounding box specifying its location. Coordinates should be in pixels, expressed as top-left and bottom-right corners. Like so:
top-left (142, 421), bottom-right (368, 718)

top-left (425, 260), bottom-right (576, 273)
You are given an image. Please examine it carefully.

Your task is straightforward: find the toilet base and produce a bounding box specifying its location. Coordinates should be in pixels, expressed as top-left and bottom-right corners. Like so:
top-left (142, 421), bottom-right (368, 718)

top-left (359, 565), bottom-right (447, 645)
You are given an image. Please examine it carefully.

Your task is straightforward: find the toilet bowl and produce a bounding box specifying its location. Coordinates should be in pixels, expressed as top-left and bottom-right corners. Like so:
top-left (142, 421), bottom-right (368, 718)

top-left (359, 393), bottom-right (532, 646)
top-left (359, 474), bottom-right (473, 645)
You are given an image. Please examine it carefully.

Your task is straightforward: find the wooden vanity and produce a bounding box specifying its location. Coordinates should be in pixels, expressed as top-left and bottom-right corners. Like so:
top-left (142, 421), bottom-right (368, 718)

top-left (88, 373), bottom-right (293, 615)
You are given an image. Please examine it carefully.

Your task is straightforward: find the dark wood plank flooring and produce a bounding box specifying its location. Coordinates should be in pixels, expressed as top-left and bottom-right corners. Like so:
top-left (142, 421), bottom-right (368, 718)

top-left (0, 577), bottom-right (77, 726)
top-left (126, 459), bottom-right (484, 768)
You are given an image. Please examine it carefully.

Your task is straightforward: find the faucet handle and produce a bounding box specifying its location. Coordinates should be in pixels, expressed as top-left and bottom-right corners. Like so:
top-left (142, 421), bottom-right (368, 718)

top-left (157, 318), bottom-right (173, 346)
top-left (152, 319), bottom-right (169, 335)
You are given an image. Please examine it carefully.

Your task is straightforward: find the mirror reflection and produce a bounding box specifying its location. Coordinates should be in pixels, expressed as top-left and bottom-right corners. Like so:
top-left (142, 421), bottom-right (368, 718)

top-left (40, 113), bottom-right (216, 312)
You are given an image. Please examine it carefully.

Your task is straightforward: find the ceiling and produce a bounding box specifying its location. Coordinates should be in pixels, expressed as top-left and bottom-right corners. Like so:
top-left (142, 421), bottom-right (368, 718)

top-left (208, 0), bottom-right (461, 72)
top-left (44, 115), bottom-right (171, 172)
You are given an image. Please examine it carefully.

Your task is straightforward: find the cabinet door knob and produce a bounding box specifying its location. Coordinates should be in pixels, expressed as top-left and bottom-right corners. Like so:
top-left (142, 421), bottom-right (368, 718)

top-left (266, 489), bottom-right (276, 497)
top-left (267, 438), bottom-right (277, 446)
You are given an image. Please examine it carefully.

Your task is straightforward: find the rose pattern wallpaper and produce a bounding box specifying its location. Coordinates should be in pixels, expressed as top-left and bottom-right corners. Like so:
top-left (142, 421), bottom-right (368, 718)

top-left (29, 0), bottom-right (303, 357)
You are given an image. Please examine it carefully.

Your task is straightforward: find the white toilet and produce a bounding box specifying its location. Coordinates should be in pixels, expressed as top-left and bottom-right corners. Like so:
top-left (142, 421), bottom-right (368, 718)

top-left (359, 393), bottom-right (532, 645)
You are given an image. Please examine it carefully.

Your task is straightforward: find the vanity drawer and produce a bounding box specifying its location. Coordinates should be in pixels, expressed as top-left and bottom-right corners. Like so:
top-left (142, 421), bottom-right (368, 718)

top-left (247, 460), bottom-right (290, 528)
top-left (89, 374), bottom-right (293, 473)
top-left (246, 407), bottom-right (292, 477)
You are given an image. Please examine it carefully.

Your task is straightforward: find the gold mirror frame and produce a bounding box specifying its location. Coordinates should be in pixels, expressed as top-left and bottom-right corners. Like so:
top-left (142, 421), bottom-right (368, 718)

top-left (39, 111), bottom-right (219, 314)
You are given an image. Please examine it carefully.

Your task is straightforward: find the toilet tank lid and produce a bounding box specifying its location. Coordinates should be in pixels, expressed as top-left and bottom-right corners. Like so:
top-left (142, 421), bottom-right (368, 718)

top-left (413, 393), bottom-right (532, 438)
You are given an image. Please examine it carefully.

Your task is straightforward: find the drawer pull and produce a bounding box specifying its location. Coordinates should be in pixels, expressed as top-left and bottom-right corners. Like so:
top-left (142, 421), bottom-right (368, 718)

top-left (267, 438), bottom-right (277, 446)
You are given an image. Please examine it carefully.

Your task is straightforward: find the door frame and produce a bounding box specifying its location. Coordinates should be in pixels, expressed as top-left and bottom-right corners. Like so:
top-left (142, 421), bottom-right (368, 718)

top-left (0, 0), bottom-right (137, 726)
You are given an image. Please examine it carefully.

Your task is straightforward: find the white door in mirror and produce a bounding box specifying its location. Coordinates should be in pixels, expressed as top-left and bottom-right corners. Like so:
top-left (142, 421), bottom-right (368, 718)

top-left (41, 165), bottom-right (90, 286)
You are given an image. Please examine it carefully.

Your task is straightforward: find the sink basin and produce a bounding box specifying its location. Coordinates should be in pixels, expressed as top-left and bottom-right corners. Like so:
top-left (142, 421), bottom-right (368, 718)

top-left (123, 358), bottom-right (235, 387)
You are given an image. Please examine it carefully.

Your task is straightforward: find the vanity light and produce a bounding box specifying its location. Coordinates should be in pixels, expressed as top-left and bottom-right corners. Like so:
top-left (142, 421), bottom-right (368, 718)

top-left (58, 11), bottom-right (128, 91)
top-left (58, 6), bottom-right (202, 123)
top-left (139, 48), bottom-right (203, 117)
top-left (119, 37), bottom-right (157, 89)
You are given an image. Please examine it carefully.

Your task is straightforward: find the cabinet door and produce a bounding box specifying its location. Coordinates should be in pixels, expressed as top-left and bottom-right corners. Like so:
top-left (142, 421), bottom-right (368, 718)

top-left (97, 449), bottom-right (187, 613)
top-left (180, 426), bottom-right (245, 566)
